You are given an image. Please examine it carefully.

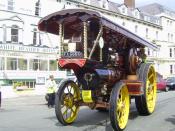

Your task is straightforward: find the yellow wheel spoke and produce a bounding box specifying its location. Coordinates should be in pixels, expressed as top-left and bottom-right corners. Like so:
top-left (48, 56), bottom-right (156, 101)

top-left (63, 107), bottom-right (69, 116)
top-left (148, 73), bottom-right (154, 80)
top-left (70, 107), bottom-right (75, 114)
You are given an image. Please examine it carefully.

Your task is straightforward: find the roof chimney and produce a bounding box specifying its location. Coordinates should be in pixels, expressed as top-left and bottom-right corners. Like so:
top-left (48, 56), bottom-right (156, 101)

top-left (124, 0), bottom-right (135, 8)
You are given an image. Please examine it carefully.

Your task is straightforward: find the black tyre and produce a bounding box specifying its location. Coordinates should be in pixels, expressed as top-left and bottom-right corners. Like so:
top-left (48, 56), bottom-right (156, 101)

top-left (109, 82), bottom-right (130, 131)
top-left (55, 79), bottom-right (80, 125)
top-left (135, 63), bottom-right (157, 115)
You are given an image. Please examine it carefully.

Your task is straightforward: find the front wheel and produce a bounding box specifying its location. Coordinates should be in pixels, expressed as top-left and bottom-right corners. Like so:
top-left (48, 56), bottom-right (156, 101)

top-left (55, 79), bottom-right (80, 125)
top-left (109, 82), bottom-right (130, 131)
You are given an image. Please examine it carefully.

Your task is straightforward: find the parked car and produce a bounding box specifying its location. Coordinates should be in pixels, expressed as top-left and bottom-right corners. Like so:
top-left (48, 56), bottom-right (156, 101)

top-left (157, 76), bottom-right (168, 92)
top-left (166, 77), bottom-right (175, 90)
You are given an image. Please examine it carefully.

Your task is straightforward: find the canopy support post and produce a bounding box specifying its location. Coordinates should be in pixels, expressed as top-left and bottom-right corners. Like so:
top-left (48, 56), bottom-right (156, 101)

top-left (83, 21), bottom-right (88, 58)
top-left (59, 23), bottom-right (63, 58)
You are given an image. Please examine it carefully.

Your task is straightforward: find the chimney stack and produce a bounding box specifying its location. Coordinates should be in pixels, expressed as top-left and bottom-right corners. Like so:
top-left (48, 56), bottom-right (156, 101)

top-left (124, 0), bottom-right (135, 9)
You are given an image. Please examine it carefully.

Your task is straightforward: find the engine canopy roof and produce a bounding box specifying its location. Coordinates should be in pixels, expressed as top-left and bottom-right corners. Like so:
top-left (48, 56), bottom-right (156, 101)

top-left (38, 9), bottom-right (158, 50)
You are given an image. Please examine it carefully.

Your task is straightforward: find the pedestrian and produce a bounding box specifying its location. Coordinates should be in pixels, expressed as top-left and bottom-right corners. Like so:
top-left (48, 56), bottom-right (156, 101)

top-left (45, 75), bottom-right (57, 108)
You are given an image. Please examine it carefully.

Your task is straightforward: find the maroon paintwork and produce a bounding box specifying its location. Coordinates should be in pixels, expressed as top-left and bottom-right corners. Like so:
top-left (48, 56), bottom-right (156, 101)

top-left (157, 76), bottom-right (167, 91)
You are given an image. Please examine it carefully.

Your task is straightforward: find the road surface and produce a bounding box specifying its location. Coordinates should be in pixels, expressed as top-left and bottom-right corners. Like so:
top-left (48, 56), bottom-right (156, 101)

top-left (0, 91), bottom-right (175, 131)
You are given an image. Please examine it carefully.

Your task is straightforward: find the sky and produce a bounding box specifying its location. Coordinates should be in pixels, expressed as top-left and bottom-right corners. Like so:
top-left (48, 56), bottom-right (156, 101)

top-left (110, 0), bottom-right (175, 11)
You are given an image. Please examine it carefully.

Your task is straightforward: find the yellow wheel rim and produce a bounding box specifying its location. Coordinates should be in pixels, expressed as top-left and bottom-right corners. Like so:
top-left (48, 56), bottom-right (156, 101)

top-left (146, 65), bottom-right (157, 113)
top-left (116, 85), bottom-right (130, 129)
top-left (61, 82), bottom-right (80, 123)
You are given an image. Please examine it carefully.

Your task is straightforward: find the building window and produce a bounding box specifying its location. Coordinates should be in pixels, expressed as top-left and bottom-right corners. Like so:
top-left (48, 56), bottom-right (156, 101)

top-left (29, 59), bottom-right (48, 71)
top-left (122, 22), bottom-right (125, 26)
top-left (170, 65), bottom-right (173, 74)
top-left (7, 0), bottom-right (14, 11)
top-left (18, 58), bottom-right (27, 70)
top-left (146, 28), bottom-right (148, 38)
top-left (33, 28), bottom-right (37, 45)
top-left (168, 33), bottom-right (170, 42)
top-left (122, 7), bottom-right (125, 14)
top-left (135, 25), bottom-right (138, 33)
top-left (40, 60), bottom-right (48, 71)
top-left (167, 20), bottom-right (169, 26)
top-left (156, 31), bottom-right (158, 40)
top-left (7, 58), bottom-right (17, 70)
top-left (2, 24), bottom-right (6, 43)
top-left (170, 21), bottom-right (173, 26)
top-left (35, 0), bottom-right (41, 16)
top-left (135, 11), bottom-right (138, 18)
top-left (11, 25), bottom-right (18, 43)
top-left (67, 2), bottom-right (71, 5)
top-left (147, 48), bottom-right (150, 56)
top-left (30, 59), bottom-right (39, 70)
top-left (102, 1), bottom-right (106, 8)
top-left (171, 34), bottom-right (173, 42)
top-left (170, 48), bottom-right (172, 57)
top-left (49, 60), bottom-right (57, 71)
top-left (0, 57), bottom-right (5, 70)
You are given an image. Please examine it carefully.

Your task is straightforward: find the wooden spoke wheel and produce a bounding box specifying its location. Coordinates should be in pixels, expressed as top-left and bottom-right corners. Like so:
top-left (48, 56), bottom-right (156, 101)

top-left (135, 63), bottom-right (157, 115)
top-left (109, 82), bottom-right (130, 131)
top-left (55, 80), bottom-right (80, 125)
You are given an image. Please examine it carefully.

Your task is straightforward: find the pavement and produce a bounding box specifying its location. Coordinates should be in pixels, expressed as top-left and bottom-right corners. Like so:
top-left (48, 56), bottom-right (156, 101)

top-left (1, 85), bottom-right (46, 99)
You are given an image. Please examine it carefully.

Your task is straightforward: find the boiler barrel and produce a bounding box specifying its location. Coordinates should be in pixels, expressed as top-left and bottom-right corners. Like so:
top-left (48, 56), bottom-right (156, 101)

top-left (95, 69), bottom-right (117, 82)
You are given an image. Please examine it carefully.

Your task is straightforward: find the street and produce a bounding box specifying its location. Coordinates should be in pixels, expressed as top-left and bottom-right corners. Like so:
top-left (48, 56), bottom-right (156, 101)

top-left (0, 91), bottom-right (175, 131)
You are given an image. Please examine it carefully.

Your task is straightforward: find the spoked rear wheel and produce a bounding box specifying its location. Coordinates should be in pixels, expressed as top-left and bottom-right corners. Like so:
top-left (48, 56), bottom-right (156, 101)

top-left (109, 82), bottom-right (130, 131)
top-left (135, 63), bottom-right (157, 115)
top-left (55, 79), bottom-right (80, 125)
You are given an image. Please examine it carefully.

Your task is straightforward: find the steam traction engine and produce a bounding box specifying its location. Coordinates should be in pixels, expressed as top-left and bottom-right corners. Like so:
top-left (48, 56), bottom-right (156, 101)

top-left (38, 9), bottom-right (158, 131)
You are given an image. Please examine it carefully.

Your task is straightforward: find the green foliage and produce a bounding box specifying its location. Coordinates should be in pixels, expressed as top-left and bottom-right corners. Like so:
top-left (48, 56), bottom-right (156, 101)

top-left (13, 82), bottom-right (23, 89)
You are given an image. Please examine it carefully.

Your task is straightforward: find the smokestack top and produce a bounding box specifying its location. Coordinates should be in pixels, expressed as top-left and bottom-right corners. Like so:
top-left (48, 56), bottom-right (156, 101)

top-left (124, 0), bottom-right (135, 9)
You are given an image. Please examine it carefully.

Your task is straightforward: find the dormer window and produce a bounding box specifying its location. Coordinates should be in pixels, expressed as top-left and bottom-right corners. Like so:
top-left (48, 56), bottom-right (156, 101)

top-left (122, 7), bottom-right (125, 13)
top-left (67, 2), bottom-right (71, 5)
top-left (135, 11), bottom-right (138, 17)
top-left (102, 1), bottom-right (106, 8)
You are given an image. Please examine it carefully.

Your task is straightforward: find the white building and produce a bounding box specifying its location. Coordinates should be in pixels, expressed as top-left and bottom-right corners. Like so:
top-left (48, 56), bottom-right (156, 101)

top-left (0, 0), bottom-right (68, 87)
top-left (0, 0), bottom-right (174, 88)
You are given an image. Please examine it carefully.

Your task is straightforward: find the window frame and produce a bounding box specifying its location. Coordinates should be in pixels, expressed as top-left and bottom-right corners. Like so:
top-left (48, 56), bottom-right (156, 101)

top-left (7, 0), bottom-right (14, 11)
top-left (11, 25), bottom-right (19, 43)
top-left (35, 0), bottom-right (41, 16)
